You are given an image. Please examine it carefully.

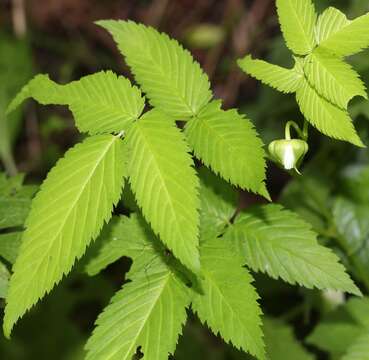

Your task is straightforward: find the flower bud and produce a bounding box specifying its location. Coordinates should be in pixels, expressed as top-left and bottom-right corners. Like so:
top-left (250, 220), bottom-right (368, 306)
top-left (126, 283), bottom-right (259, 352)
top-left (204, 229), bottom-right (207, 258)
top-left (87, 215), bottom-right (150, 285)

top-left (268, 139), bottom-right (308, 173)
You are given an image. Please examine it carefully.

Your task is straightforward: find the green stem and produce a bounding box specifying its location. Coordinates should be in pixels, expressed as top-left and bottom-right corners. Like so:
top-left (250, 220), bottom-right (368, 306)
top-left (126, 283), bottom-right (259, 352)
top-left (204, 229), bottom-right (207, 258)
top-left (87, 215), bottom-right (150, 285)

top-left (284, 121), bottom-right (303, 140)
top-left (1, 153), bottom-right (18, 176)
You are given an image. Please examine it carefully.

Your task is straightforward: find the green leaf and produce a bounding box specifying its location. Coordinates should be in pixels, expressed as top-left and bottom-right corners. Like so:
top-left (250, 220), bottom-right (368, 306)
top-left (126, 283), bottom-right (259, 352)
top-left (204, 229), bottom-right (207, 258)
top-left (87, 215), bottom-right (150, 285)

top-left (317, 12), bottom-right (369, 57)
top-left (85, 254), bottom-right (190, 360)
top-left (126, 109), bottom-right (200, 272)
top-left (7, 71), bottom-right (145, 135)
top-left (191, 238), bottom-right (265, 360)
top-left (263, 318), bottom-right (313, 360)
top-left (98, 20), bottom-right (212, 119)
top-left (315, 7), bottom-right (350, 44)
top-left (0, 261), bottom-right (10, 299)
top-left (198, 167), bottom-right (238, 243)
top-left (345, 297), bottom-right (369, 328)
top-left (307, 323), bottom-right (364, 356)
top-left (0, 232), bottom-right (22, 264)
top-left (332, 197), bottom-right (369, 289)
top-left (4, 134), bottom-right (126, 337)
top-left (238, 55), bottom-right (304, 94)
top-left (85, 214), bottom-right (157, 276)
top-left (224, 204), bottom-right (360, 295)
top-left (185, 101), bottom-right (268, 197)
top-left (342, 332), bottom-right (369, 360)
top-left (0, 173), bottom-right (36, 229)
top-left (296, 79), bottom-right (364, 147)
top-left (276, 0), bottom-right (317, 55)
top-left (304, 48), bottom-right (367, 109)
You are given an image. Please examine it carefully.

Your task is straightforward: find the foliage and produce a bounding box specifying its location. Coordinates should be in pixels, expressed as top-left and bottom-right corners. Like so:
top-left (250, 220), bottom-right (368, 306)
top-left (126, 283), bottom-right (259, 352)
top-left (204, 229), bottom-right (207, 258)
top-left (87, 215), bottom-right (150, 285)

top-left (1, 1), bottom-right (369, 359)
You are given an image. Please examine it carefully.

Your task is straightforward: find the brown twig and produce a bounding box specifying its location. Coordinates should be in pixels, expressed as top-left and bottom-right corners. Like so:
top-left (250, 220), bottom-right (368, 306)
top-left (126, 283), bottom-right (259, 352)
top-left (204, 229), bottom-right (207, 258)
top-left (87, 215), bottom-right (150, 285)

top-left (12, 0), bottom-right (27, 38)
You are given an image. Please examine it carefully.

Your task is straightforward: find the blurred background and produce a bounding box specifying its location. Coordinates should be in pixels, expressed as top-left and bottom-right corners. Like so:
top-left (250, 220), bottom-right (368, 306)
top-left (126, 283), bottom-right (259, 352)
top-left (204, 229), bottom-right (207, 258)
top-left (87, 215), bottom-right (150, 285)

top-left (1, 0), bottom-right (369, 359)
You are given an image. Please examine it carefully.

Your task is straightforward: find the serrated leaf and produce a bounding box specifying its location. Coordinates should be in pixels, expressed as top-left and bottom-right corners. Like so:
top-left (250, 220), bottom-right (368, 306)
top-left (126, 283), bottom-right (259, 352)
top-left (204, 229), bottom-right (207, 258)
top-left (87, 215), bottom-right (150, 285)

top-left (238, 55), bottom-right (304, 94)
top-left (7, 71), bottom-right (145, 135)
top-left (85, 255), bottom-right (190, 360)
top-left (342, 332), bottom-right (369, 360)
top-left (98, 20), bottom-right (212, 119)
top-left (224, 204), bottom-right (360, 295)
top-left (85, 214), bottom-right (157, 276)
top-left (0, 232), bottom-right (22, 264)
top-left (315, 7), bottom-right (350, 44)
top-left (296, 79), bottom-right (364, 147)
top-left (263, 318), bottom-right (313, 360)
top-left (304, 48), bottom-right (367, 109)
top-left (198, 167), bottom-right (237, 243)
top-left (126, 109), bottom-right (200, 272)
top-left (4, 134), bottom-right (126, 337)
top-left (191, 238), bottom-right (265, 360)
top-left (185, 101), bottom-right (268, 197)
top-left (276, 0), bottom-right (317, 55)
top-left (317, 12), bottom-right (369, 57)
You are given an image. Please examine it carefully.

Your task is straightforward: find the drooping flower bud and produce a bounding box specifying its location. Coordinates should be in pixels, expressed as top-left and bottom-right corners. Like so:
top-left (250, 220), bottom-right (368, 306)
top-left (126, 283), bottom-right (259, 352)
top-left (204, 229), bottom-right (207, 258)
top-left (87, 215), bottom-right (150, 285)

top-left (268, 139), bottom-right (308, 173)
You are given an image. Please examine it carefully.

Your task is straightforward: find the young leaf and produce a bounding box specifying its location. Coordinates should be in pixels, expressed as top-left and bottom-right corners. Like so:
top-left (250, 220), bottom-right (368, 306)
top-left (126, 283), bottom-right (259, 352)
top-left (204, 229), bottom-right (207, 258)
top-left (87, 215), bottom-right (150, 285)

top-left (4, 134), bottom-right (126, 337)
top-left (304, 48), bottom-right (367, 109)
top-left (342, 332), bottom-right (369, 360)
top-left (126, 109), bottom-right (200, 272)
top-left (98, 20), bottom-right (212, 119)
top-left (85, 214), bottom-right (157, 276)
top-left (0, 261), bottom-right (10, 299)
top-left (85, 255), bottom-right (191, 360)
top-left (317, 12), bottom-right (369, 57)
top-left (276, 0), bottom-right (317, 55)
top-left (7, 71), bottom-right (145, 135)
top-left (296, 79), bottom-right (364, 147)
top-left (198, 167), bottom-right (237, 243)
top-left (315, 7), bottom-right (350, 44)
top-left (238, 55), bottom-right (304, 94)
top-left (184, 101), bottom-right (268, 197)
top-left (224, 204), bottom-right (361, 295)
top-left (191, 238), bottom-right (265, 360)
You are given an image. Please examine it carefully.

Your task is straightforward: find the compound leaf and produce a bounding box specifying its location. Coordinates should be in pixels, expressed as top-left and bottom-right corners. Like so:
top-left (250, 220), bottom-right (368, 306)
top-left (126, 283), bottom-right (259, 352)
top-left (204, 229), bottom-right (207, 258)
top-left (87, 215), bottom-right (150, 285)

top-left (126, 109), bottom-right (200, 272)
top-left (315, 7), bottom-right (350, 44)
top-left (85, 214), bottom-right (157, 276)
top-left (276, 0), bottom-right (317, 55)
top-left (224, 204), bottom-right (360, 295)
top-left (191, 238), bottom-right (265, 360)
top-left (238, 55), bottom-right (303, 94)
top-left (4, 134), bottom-right (126, 337)
top-left (98, 20), bottom-right (212, 119)
top-left (198, 167), bottom-right (237, 243)
top-left (304, 48), bottom-right (367, 109)
top-left (7, 71), bottom-right (145, 135)
top-left (317, 12), bottom-right (369, 57)
top-left (185, 101), bottom-right (268, 198)
top-left (86, 254), bottom-right (190, 360)
top-left (296, 79), bottom-right (364, 147)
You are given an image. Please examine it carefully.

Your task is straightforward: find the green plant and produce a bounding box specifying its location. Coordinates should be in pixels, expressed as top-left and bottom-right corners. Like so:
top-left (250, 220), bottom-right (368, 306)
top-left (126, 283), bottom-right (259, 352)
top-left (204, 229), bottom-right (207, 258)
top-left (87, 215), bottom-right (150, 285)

top-left (2, 1), bottom-right (369, 359)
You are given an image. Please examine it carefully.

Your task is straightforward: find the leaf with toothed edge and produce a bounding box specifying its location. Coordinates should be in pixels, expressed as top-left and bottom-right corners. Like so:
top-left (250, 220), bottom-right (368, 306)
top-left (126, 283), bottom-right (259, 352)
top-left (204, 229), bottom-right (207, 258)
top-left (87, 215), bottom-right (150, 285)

top-left (126, 109), bottom-right (200, 273)
top-left (184, 100), bottom-right (268, 198)
top-left (98, 20), bottom-right (213, 119)
top-left (238, 55), bottom-right (304, 94)
top-left (85, 250), bottom-right (191, 360)
top-left (7, 71), bottom-right (145, 135)
top-left (191, 238), bottom-right (265, 360)
top-left (224, 204), bottom-right (361, 295)
top-left (3, 134), bottom-right (126, 337)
